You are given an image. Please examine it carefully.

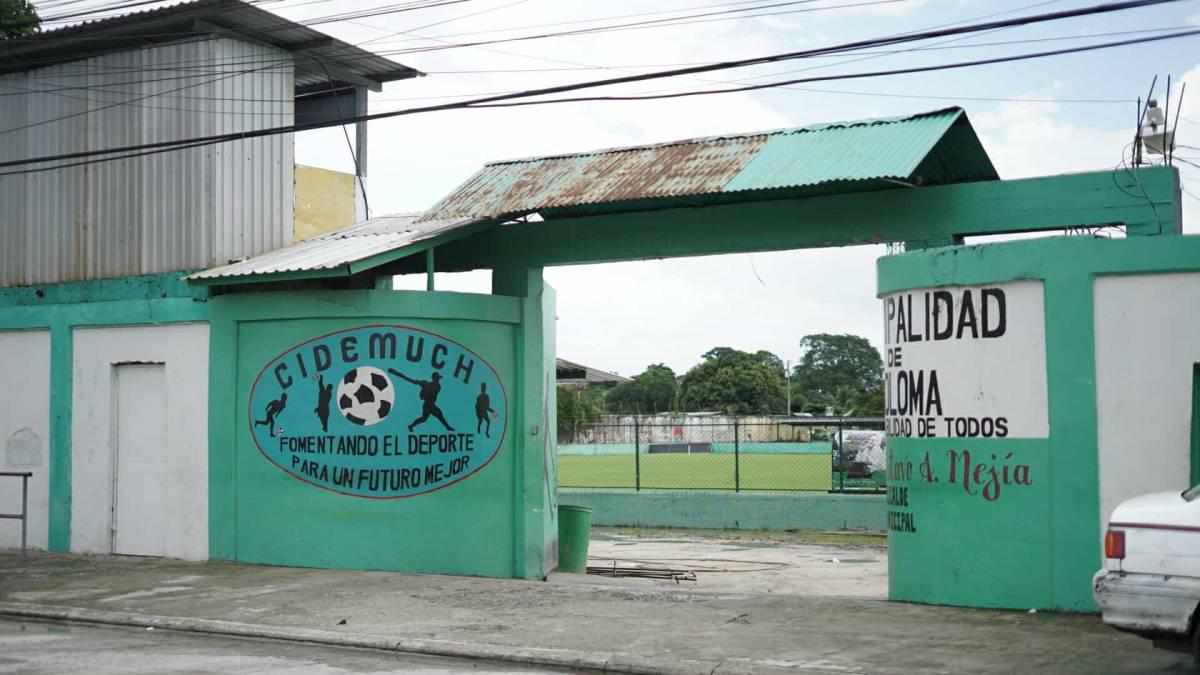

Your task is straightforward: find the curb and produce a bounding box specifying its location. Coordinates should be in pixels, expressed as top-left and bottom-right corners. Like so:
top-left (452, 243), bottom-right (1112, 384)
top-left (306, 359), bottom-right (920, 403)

top-left (0, 602), bottom-right (727, 675)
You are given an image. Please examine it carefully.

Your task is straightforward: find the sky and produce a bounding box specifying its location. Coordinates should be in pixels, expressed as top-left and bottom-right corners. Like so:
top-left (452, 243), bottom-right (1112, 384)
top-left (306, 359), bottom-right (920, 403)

top-left (46, 0), bottom-right (1200, 377)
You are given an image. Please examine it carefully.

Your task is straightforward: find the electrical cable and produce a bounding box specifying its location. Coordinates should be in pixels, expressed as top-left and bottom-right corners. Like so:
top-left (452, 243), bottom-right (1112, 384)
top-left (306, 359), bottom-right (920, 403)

top-left (0, 60), bottom-right (285, 136)
top-left (6, 0), bottom-right (1164, 82)
top-left (6, 0), bottom-right (899, 76)
top-left (369, 0), bottom-right (917, 56)
top-left (8, 6), bottom-right (1163, 118)
top-left (361, 0), bottom-right (841, 45)
top-left (315, 56), bottom-right (370, 217)
top-left (0, 0), bottom-right (1186, 173)
top-left (3, 0), bottom-right (470, 73)
top-left (465, 28), bottom-right (1200, 108)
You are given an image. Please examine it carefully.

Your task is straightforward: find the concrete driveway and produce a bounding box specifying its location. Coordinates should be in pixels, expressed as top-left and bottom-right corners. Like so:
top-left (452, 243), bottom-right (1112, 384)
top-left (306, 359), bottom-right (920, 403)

top-left (0, 532), bottom-right (1190, 674)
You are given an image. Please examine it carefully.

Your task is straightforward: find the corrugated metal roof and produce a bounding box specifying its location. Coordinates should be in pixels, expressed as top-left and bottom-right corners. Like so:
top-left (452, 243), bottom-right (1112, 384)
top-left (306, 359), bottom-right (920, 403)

top-left (0, 0), bottom-right (421, 93)
top-left (555, 358), bottom-right (631, 385)
top-left (421, 107), bottom-right (996, 222)
top-left (185, 213), bottom-right (481, 282)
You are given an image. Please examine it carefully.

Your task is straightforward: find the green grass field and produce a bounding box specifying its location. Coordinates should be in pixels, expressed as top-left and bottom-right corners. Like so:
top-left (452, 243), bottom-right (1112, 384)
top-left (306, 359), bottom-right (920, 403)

top-left (558, 453), bottom-right (832, 491)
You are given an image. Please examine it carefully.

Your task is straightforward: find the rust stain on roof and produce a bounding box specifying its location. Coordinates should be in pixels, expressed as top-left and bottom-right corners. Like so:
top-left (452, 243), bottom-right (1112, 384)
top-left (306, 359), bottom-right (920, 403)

top-left (421, 108), bottom-right (997, 222)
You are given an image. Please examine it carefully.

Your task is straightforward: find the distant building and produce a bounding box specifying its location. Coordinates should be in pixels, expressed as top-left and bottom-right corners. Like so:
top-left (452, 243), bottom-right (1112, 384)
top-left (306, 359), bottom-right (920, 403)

top-left (555, 358), bottom-right (631, 390)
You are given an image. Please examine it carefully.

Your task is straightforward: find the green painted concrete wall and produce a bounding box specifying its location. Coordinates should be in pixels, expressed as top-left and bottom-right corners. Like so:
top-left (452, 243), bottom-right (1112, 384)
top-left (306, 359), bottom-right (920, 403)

top-left (560, 489), bottom-right (885, 531)
top-left (877, 234), bottom-right (1200, 612)
top-left (208, 287), bottom-right (556, 578)
top-left (0, 273), bottom-right (209, 551)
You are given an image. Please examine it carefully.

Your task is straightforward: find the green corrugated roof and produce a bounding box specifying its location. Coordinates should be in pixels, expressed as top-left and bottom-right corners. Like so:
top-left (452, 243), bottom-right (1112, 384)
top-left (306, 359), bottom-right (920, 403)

top-left (421, 107), bottom-right (997, 222)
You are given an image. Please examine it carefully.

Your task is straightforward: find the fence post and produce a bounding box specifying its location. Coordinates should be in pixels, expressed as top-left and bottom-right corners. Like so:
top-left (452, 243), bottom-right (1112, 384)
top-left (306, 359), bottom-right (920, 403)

top-left (734, 417), bottom-right (740, 492)
top-left (837, 419), bottom-right (845, 492)
top-left (634, 417), bottom-right (641, 492)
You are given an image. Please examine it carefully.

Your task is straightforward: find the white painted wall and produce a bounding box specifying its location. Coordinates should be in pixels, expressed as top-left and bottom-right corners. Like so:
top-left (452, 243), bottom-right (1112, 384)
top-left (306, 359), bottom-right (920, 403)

top-left (71, 324), bottom-right (209, 559)
top-left (0, 330), bottom-right (51, 550)
top-left (1094, 273), bottom-right (1200, 534)
top-left (882, 280), bottom-right (1049, 439)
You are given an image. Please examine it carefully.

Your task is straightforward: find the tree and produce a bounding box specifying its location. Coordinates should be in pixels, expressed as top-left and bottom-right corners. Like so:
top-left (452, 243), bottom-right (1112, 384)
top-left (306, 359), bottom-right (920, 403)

top-left (791, 334), bottom-right (883, 416)
top-left (556, 385), bottom-right (601, 439)
top-left (1, 0), bottom-right (39, 39)
top-left (754, 350), bottom-right (786, 377)
top-left (605, 363), bottom-right (677, 414)
top-left (679, 348), bottom-right (787, 414)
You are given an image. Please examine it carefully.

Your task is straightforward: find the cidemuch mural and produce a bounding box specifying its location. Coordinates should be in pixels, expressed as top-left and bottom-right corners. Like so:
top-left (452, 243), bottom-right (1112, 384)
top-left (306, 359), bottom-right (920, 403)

top-left (248, 325), bottom-right (508, 499)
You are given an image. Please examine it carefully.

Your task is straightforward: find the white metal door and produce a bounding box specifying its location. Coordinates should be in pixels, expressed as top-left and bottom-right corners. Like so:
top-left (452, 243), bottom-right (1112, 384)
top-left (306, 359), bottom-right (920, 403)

top-left (112, 363), bottom-right (167, 556)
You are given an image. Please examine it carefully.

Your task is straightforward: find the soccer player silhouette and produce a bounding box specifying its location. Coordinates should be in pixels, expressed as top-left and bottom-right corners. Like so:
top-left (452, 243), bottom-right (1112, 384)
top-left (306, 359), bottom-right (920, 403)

top-left (313, 374), bottom-right (333, 432)
top-left (475, 382), bottom-right (496, 437)
top-left (254, 392), bottom-right (287, 433)
top-left (389, 368), bottom-right (455, 432)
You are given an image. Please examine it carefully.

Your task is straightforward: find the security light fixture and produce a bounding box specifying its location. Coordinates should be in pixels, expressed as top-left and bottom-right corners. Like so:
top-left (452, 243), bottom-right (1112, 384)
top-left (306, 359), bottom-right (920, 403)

top-left (1140, 99), bottom-right (1175, 155)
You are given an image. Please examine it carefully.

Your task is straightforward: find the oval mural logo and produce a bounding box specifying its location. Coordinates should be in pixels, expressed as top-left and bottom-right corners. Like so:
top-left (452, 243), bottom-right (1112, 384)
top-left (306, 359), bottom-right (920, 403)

top-left (248, 325), bottom-right (507, 498)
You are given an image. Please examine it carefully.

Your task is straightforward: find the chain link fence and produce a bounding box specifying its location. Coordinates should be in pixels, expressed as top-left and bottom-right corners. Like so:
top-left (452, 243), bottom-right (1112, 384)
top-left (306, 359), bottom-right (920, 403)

top-left (557, 416), bottom-right (885, 493)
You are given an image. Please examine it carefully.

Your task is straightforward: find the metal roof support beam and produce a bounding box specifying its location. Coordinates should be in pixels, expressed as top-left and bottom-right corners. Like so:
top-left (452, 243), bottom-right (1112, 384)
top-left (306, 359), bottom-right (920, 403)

top-left (296, 57), bottom-right (382, 91)
top-left (428, 167), bottom-right (1179, 271)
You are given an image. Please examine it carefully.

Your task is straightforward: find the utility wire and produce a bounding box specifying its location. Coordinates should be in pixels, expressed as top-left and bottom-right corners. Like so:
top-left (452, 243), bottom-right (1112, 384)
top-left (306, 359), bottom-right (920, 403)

top-left (11, 22), bottom-right (1166, 101)
top-left (0, 60), bottom-right (283, 136)
top-left (315, 57), bottom-right (370, 217)
top-left (1, 29), bottom-right (1189, 176)
top-left (0, 0), bottom-right (1107, 80)
top-left (361, 0), bottom-right (834, 45)
top-left (7, 0), bottom-right (900, 75)
top-left (0, 0), bottom-right (1186, 173)
top-left (471, 28), bottom-right (1200, 108)
top-left (3, 0), bottom-right (469, 72)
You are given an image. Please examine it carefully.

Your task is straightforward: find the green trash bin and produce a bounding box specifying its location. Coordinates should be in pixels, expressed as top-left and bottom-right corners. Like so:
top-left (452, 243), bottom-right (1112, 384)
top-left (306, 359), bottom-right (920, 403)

top-left (557, 504), bottom-right (593, 573)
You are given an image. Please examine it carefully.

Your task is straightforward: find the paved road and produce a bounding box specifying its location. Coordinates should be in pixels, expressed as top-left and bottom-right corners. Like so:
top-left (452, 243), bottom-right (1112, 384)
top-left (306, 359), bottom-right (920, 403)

top-left (0, 619), bottom-right (567, 674)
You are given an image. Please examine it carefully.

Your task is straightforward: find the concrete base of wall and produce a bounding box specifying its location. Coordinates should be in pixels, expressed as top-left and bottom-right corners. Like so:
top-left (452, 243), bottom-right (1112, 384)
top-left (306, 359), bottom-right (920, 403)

top-left (559, 490), bottom-right (886, 532)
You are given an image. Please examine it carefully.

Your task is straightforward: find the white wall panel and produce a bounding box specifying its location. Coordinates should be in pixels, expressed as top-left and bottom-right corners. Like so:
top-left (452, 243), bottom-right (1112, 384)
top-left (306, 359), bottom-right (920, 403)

top-left (0, 38), bottom-right (295, 286)
top-left (71, 323), bottom-right (209, 559)
top-left (0, 330), bottom-right (51, 550)
top-left (1094, 273), bottom-right (1200, 536)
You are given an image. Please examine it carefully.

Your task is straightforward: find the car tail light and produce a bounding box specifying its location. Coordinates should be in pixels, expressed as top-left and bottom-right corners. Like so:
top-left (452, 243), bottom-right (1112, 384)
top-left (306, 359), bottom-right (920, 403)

top-left (1105, 530), bottom-right (1125, 559)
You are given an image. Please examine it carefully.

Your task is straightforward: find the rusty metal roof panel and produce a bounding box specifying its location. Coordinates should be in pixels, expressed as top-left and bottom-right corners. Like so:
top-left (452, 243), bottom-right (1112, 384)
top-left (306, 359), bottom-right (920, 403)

top-left (185, 214), bottom-right (480, 281)
top-left (421, 107), bottom-right (996, 222)
top-left (429, 135), bottom-right (767, 221)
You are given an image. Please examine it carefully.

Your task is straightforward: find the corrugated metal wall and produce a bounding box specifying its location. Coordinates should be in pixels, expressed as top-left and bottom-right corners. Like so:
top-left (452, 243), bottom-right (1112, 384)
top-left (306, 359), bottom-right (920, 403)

top-left (0, 38), bottom-right (295, 287)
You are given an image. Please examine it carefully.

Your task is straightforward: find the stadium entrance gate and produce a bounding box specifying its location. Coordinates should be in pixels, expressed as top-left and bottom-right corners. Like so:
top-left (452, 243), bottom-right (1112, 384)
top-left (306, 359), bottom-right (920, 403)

top-left (189, 108), bottom-right (1188, 612)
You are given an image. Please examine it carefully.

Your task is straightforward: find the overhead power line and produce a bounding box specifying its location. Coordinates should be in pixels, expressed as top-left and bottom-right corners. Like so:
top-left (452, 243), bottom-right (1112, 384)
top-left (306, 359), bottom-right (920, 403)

top-left (7, 0), bottom-right (905, 76)
top-left (468, 28), bottom-right (1200, 108)
top-left (4, 24), bottom-right (1180, 101)
top-left (4, 0), bottom-right (471, 72)
top-left (0, 0), bottom-right (1186, 173)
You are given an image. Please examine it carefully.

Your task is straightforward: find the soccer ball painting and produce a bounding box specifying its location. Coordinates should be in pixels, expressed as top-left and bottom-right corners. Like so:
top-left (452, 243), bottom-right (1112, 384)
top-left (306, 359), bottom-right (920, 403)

top-left (337, 366), bottom-right (394, 426)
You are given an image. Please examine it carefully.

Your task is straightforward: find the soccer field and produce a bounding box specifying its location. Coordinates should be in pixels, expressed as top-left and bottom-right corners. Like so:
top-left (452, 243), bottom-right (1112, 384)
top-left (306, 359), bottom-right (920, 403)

top-left (558, 453), bottom-right (832, 491)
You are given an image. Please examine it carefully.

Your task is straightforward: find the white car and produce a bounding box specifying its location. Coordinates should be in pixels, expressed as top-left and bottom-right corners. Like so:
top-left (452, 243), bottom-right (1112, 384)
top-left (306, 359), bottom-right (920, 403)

top-left (1094, 484), bottom-right (1200, 667)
